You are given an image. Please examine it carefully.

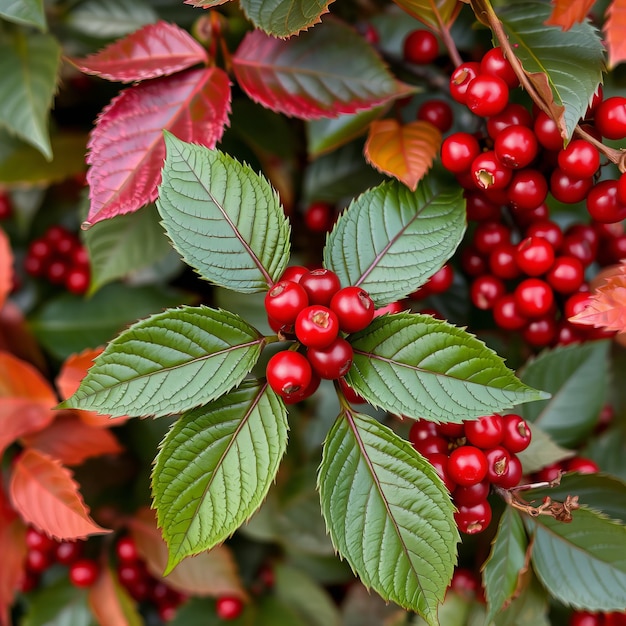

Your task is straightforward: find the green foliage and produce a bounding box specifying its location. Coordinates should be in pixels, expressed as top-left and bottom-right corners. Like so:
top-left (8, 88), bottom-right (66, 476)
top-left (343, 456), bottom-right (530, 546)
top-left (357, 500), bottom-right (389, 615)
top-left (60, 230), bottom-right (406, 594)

top-left (60, 306), bottom-right (266, 418)
top-left (152, 380), bottom-right (288, 572)
top-left (323, 179), bottom-right (466, 306)
top-left (158, 133), bottom-right (291, 293)
top-left (346, 312), bottom-right (548, 422)
top-left (0, 0), bottom-right (46, 31)
top-left (22, 579), bottom-right (95, 626)
top-left (318, 408), bottom-right (458, 625)
top-left (240, 0), bottom-right (333, 37)
top-left (516, 423), bottom-right (575, 474)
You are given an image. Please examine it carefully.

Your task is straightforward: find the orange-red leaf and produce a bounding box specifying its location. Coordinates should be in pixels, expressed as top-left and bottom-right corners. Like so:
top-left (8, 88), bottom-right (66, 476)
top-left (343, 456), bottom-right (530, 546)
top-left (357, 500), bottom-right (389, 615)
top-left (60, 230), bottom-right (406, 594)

top-left (0, 399), bottom-right (54, 457)
top-left (0, 302), bottom-right (47, 373)
top-left (364, 119), bottom-right (442, 191)
top-left (128, 507), bottom-right (246, 599)
top-left (0, 351), bottom-right (56, 405)
top-left (21, 412), bottom-right (122, 466)
top-left (88, 566), bottom-right (142, 626)
top-left (605, 0), bottom-right (626, 68)
top-left (545, 0), bottom-right (595, 29)
top-left (569, 261), bottom-right (626, 332)
top-left (0, 229), bottom-right (12, 312)
top-left (9, 449), bottom-right (111, 541)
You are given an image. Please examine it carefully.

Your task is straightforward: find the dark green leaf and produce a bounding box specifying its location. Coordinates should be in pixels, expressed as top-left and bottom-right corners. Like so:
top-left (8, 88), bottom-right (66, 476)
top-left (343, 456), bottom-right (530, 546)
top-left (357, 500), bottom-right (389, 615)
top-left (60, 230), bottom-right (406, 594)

top-left (84, 204), bottom-right (173, 293)
top-left (516, 423), bottom-right (575, 474)
top-left (28, 283), bottom-right (187, 361)
top-left (586, 424), bottom-right (626, 481)
top-left (318, 409), bottom-right (458, 624)
top-left (60, 306), bottom-right (265, 418)
top-left (517, 340), bottom-right (610, 447)
top-left (324, 178), bottom-right (465, 306)
top-left (158, 133), bottom-right (291, 293)
top-left (498, 2), bottom-right (605, 140)
top-left (392, 0), bottom-right (458, 29)
top-left (491, 574), bottom-right (550, 626)
top-left (346, 313), bottom-right (549, 423)
top-left (153, 380), bottom-right (287, 571)
top-left (23, 579), bottom-right (96, 626)
top-left (482, 507), bottom-right (528, 623)
top-left (527, 508), bottom-right (626, 611)
top-left (240, 0), bottom-right (333, 37)
top-left (0, 0), bottom-right (46, 30)
top-left (0, 30), bottom-right (60, 160)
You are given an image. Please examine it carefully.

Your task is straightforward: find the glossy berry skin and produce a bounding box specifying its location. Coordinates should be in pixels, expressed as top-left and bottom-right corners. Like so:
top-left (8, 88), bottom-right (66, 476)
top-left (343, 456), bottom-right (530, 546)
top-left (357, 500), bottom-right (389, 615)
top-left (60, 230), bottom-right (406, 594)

top-left (403, 29), bottom-right (439, 65)
top-left (265, 280), bottom-right (309, 324)
top-left (417, 99), bottom-right (453, 133)
top-left (566, 456), bottom-right (600, 474)
top-left (557, 140), bottom-right (600, 178)
top-left (453, 479), bottom-right (490, 507)
top-left (422, 453), bottom-right (455, 493)
top-left (465, 74), bottom-right (509, 117)
top-left (55, 541), bottom-right (83, 566)
top-left (534, 111), bottom-right (563, 151)
top-left (569, 612), bottom-right (603, 626)
top-left (424, 264), bottom-right (454, 294)
top-left (25, 549), bottom-right (51, 574)
top-left (471, 150), bottom-right (512, 191)
top-left (480, 47), bottom-right (518, 88)
top-left (470, 275), bottom-right (505, 310)
top-left (550, 169), bottom-right (593, 204)
top-left (487, 103), bottom-right (533, 138)
top-left (617, 172), bottom-right (626, 206)
top-left (465, 191), bottom-right (501, 222)
top-left (266, 351), bottom-right (312, 399)
top-left (514, 278), bottom-right (554, 318)
top-left (454, 500), bottom-right (492, 534)
top-left (447, 446), bottom-right (488, 487)
top-left (489, 243), bottom-right (520, 280)
top-left (280, 265), bottom-right (308, 283)
top-left (526, 220), bottom-right (563, 251)
top-left (295, 305), bottom-right (339, 348)
top-left (493, 295), bottom-right (527, 330)
top-left (493, 124), bottom-right (538, 169)
top-left (497, 454), bottom-right (523, 488)
top-left (440, 133), bottom-right (481, 174)
top-left (594, 96), bottom-right (626, 139)
top-left (501, 414), bottom-right (532, 453)
top-left (546, 256), bottom-right (584, 294)
top-left (299, 269), bottom-right (341, 306)
top-left (338, 377), bottom-right (365, 404)
top-left (449, 62), bottom-right (481, 105)
top-left (515, 236), bottom-right (555, 276)
top-left (473, 221), bottom-right (510, 255)
top-left (412, 435), bottom-right (449, 456)
top-left (408, 419), bottom-right (438, 445)
top-left (484, 446), bottom-right (511, 483)
top-left (65, 266), bottom-right (90, 295)
top-left (507, 169), bottom-right (548, 211)
top-left (69, 559), bottom-right (100, 588)
top-left (307, 337), bottom-right (353, 379)
top-left (522, 315), bottom-right (557, 347)
top-left (586, 180), bottom-right (626, 224)
top-left (437, 421), bottom-right (465, 438)
top-left (216, 596), bottom-right (244, 620)
top-left (282, 372), bottom-right (320, 405)
top-left (25, 527), bottom-right (56, 553)
top-left (304, 202), bottom-right (334, 233)
top-left (115, 536), bottom-right (139, 563)
top-left (330, 286), bottom-right (375, 333)
top-left (464, 414), bottom-right (504, 449)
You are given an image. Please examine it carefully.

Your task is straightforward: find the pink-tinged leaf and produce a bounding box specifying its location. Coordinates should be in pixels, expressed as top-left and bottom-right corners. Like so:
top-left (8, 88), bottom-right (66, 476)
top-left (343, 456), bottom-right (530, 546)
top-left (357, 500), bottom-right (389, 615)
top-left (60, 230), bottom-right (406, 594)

top-left (21, 412), bottom-right (122, 466)
top-left (605, 0), bottom-right (626, 68)
top-left (9, 449), bottom-right (111, 541)
top-left (569, 261), bottom-right (626, 332)
top-left (545, 0), bottom-right (595, 29)
top-left (0, 484), bottom-right (26, 626)
top-left (85, 66), bottom-right (231, 226)
top-left (0, 351), bottom-right (56, 405)
top-left (0, 229), bottom-right (12, 311)
top-left (232, 20), bottom-right (412, 119)
top-left (69, 21), bottom-right (208, 83)
top-left (364, 119), bottom-right (442, 191)
top-left (88, 566), bottom-right (142, 626)
top-left (128, 507), bottom-right (246, 599)
top-left (0, 399), bottom-right (54, 457)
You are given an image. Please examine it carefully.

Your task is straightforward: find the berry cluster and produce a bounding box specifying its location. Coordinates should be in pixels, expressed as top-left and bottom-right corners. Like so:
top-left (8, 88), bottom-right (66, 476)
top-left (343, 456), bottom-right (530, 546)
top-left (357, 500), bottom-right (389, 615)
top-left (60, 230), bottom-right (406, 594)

top-left (532, 455), bottom-right (599, 484)
top-left (570, 610), bottom-right (626, 626)
top-left (24, 224), bottom-right (90, 295)
top-left (409, 412), bottom-right (532, 534)
top-left (264, 267), bottom-right (374, 402)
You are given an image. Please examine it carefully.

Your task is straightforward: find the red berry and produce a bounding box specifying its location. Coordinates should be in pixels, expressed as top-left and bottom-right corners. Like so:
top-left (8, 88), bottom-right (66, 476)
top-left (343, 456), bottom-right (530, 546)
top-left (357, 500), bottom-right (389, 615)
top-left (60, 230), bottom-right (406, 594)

top-left (465, 74), bottom-right (509, 117)
top-left (440, 133), bottom-right (481, 174)
top-left (265, 280), bottom-right (309, 324)
top-left (65, 266), bottom-right (90, 295)
top-left (425, 452), bottom-right (456, 492)
top-left (448, 446), bottom-right (488, 487)
top-left (486, 103), bottom-right (533, 139)
top-left (307, 337), bottom-right (353, 379)
top-left (266, 351), bottom-right (312, 399)
top-left (480, 47), bottom-right (518, 88)
top-left (493, 294), bottom-right (527, 330)
top-left (514, 278), bottom-right (554, 318)
top-left (55, 541), bottom-right (83, 565)
top-left (617, 172), bottom-right (626, 206)
top-left (471, 150), bottom-right (512, 191)
top-left (465, 191), bottom-right (501, 222)
top-left (515, 236), bottom-right (555, 276)
top-left (216, 596), bottom-right (244, 620)
top-left (534, 111), bottom-right (563, 150)
top-left (557, 140), bottom-right (600, 178)
top-left (69, 559), bottom-right (100, 588)
top-left (449, 567), bottom-right (481, 598)
top-left (0, 192), bottom-right (12, 219)
top-left (565, 456), bottom-right (599, 474)
top-left (299, 268), bottom-right (341, 306)
top-left (484, 446), bottom-right (511, 483)
top-left (330, 286), bottom-right (375, 333)
top-left (408, 419), bottom-right (438, 445)
top-left (282, 371), bottom-right (321, 405)
top-left (295, 305), bottom-right (339, 348)
top-left (546, 256), bottom-right (585, 294)
top-left (489, 243), bottom-right (520, 280)
top-left (507, 169), bottom-right (548, 211)
top-left (117, 561), bottom-right (148, 590)
top-left (115, 536), bottom-right (139, 563)
top-left (437, 421), bottom-right (465, 438)
top-left (464, 414), bottom-right (504, 449)
top-left (403, 29), bottom-right (439, 65)
top-left (594, 96), bottom-right (626, 139)
top-left (525, 220), bottom-right (564, 251)
top-left (158, 602), bottom-right (178, 622)
top-left (473, 221), bottom-right (511, 255)
top-left (374, 300), bottom-right (405, 316)
top-left (449, 62), bottom-right (481, 105)
top-left (338, 377), bottom-right (365, 404)
top-left (417, 99), bottom-right (453, 132)
top-left (550, 169), bottom-right (594, 204)
top-left (535, 462), bottom-right (564, 483)
top-left (494, 125), bottom-right (538, 169)
top-left (304, 201), bottom-right (335, 233)
top-left (424, 264), bottom-right (454, 294)
top-left (470, 274), bottom-right (506, 310)
top-left (412, 435), bottom-right (449, 456)
top-left (25, 527), bottom-right (56, 553)
top-left (586, 180), bottom-right (626, 224)
top-left (454, 500), bottom-right (492, 534)
top-left (561, 231), bottom-right (596, 267)
top-left (280, 265), bottom-right (308, 283)
top-left (569, 611), bottom-right (603, 626)
top-left (501, 414), bottom-right (532, 453)
top-left (460, 245), bottom-right (487, 277)
top-left (25, 549), bottom-right (51, 574)
top-left (565, 291), bottom-right (592, 320)
top-left (523, 316), bottom-right (557, 347)
top-left (497, 454), bottom-right (523, 489)
top-left (453, 479), bottom-right (490, 507)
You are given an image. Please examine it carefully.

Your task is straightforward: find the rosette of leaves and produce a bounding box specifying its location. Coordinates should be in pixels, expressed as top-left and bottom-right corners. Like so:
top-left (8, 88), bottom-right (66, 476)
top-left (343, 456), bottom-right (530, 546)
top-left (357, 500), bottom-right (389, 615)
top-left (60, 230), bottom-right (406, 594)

top-left (61, 133), bottom-right (548, 625)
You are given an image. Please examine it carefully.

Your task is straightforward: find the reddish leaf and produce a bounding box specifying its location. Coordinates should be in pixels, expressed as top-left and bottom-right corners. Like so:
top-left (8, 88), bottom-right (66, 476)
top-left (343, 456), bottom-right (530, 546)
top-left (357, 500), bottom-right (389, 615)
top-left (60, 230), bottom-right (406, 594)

top-left (364, 119), bottom-right (442, 191)
top-left (88, 566), bottom-right (142, 626)
top-left (0, 229), bottom-right (12, 311)
top-left (69, 21), bottom-right (208, 83)
top-left (0, 399), bottom-right (54, 457)
top-left (184, 0), bottom-right (228, 5)
top-left (392, 0), bottom-right (460, 29)
top-left (545, 0), bottom-right (595, 29)
top-left (0, 301), bottom-right (48, 373)
top-left (21, 412), bottom-right (122, 466)
top-left (0, 484), bottom-right (26, 626)
top-left (85, 66), bottom-right (231, 226)
top-left (232, 21), bottom-right (412, 120)
top-left (569, 261), bottom-right (626, 332)
top-left (605, 0), bottom-right (626, 68)
top-left (0, 351), bottom-right (56, 405)
top-left (128, 507), bottom-right (246, 599)
top-left (9, 449), bottom-right (111, 540)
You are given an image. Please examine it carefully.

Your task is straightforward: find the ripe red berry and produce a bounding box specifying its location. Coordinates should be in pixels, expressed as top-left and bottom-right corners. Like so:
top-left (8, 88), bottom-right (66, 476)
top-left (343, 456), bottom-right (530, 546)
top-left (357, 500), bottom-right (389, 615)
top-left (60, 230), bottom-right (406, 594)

top-left (565, 456), bottom-right (600, 474)
top-left (25, 549), bottom-right (51, 574)
top-left (497, 454), bottom-right (523, 488)
top-left (69, 559), bottom-right (100, 588)
top-left (424, 264), bottom-right (454, 294)
top-left (561, 231), bottom-right (596, 267)
top-left (304, 201), bottom-right (335, 233)
top-left (480, 47), bottom-right (518, 88)
top-left (465, 74), bottom-right (509, 117)
top-left (471, 150), bottom-right (512, 191)
top-left (266, 351), bottom-right (313, 399)
top-left (115, 536), bottom-right (139, 563)
top-left (487, 103), bottom-right (533, 139)
top-left (448, 446), bottom-right (488, 487)
top-left (522, 315), bottom-right (557, 347)
top-left (216, 595), bottom-right (244, 620)
top-left (514, 278), bottom-right (554, 318)
top-left (449, 62), bottom-right (481, 105)
top-left (617, 172), bottom-right (626, 206)
top-left (440, 133), bottom-right (481, 174)
top-left (470, 274), bottom-right (506, 310)
top-left (473, 221), bottom-right (510, 255)
top-left (412, 435), bottom-right (449, 456)
top-left (409, 419), bottom-right (438, 445)
top-left (507, 169), bottom-right (548, 211)
top-left (550, 169), bottom-right (594, 204)
top-left (464, 414), bottom-right (504, 449)
top-left (546, 256), bottom-right (585, 294)
top-left (454, 499), bottom-right (492, 534)
top-left (295, 305), bottom-right (339, 348)
top-left (501, 414), bottom-right (532, 453)
top-left (493, 294), bottom-right (527, 330)
top-left (489, 243), bottom-right (520, 280)
top-left (282, 372), bottom-right (321, 405)
top-left (65, 266), bottom-right (90, 295)
top-left (494, 124), bottom-right (538, 169)
top-left (557, 140), bottom-right (600, 179)
top-left (425, 452), bottom-right (456, 493)
top-left (403, 29), bottom-right (439, 65)
top-left (594, 96), bottom-right (626, 139)
top-left (55, 541), bottom-right (83, 565)
top-left (569, 611), bottom-right (604, 626)
top-left (25, 527), bottom-right (56, 553)
top-left (437, 421), bottom-right (465, 438)
top-left (515, 236), bottom-right (555, 276)
top-left (330, 286), bottom-right (375, 333)
top-left (299, 268), bottom-right (341, 306)
top-left (586, 180), bottom-right (626, 224)
top-left (460, 245), bottom-right (487, 277)
top-left (338, 377), bottom-right (365, 404)
top-left (265, 280), bottom-right (309, 324)
top-left (417, 99), bottom-right (453, 133)
top-left (534, 111), bottom-right (563, 150)
top-left (525, 220), bottom-right (563, 250)
top-left (484, 446), bottom-right (511, 483)
top-left (307, 337), bottom-right (353, 379)
top-left (453, 479), bottom-right (490, 507)
top-left (280, 265), bottom-right (308, 283)
top-left (464, 191), bottom-right (501, 222)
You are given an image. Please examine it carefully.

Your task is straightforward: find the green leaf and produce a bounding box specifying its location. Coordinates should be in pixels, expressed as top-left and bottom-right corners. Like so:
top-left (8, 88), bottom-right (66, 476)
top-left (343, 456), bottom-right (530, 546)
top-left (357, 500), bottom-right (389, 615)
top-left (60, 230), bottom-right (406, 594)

top-left (323, 179), bottom-right (466, 306)
top-left (491, 573), bottom-right (550, 626)
top-left (0, 0), bottom-right (46, 30)
top-left (586, 424), bottom-right (626, 482)
top-left (0, 30), bottom-right (60, 161)
top-left (65, 0), bottom-right (158, 39)
top-left (158, 133), bottom-right (291, 293)
top-left (153, 380), bottom-right (287, 572)
top-left (527, 507), bottom-right (626, 612)
top-left (498, 2), bottom-right (605, 140)
top-left (28, 283), bottom-right (188, 361)
top-left (526, 472), bottom-right (626, 525)
top-left (346, 313), bottom-right (548, 423)
top-left (391, 0), bottom-right (458, 29)
top-left (482, 508), bottom-right (528, 623)
top-left (318, 409), bottom-right (459, 624)
top-left (517, 340), bottom-right (610, 447)
top-left (61, 306), bottom-right (265, 418)
top-left (23, 579), bottom-right (95, 626)
top-left (84, 204), bottom-right (173, 293)
top-left (240, 0), bottom-right (333, 37)
top-left (516, 423), bottom-right (575, 474)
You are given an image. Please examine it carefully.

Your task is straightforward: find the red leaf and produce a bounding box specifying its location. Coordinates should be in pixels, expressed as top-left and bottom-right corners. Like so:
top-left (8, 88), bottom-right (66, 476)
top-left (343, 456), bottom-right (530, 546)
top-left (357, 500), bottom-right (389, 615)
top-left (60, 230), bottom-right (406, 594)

top-left (0, 302), bottom-right (48, 373)
top-left (128, 508), bottom-right (246, 599)
top-left (69, 21), bottom-right (208, 83)
top-left (0, 351), bottom-right (56, 405)
top-left (88, 566), bottom-right (142, 626)
top-left (605, 0), bottom-right (626, 68)
top-left (85, 67), bottom-right (231, 226)
top-left (9, 449), bottom-right (111, 541)
top-left (0, 229), bottom-right (12, 311)
top-left (0, 400), bottom-right (54, 457)
top-left (545, 0), bottom-right (595, 29)
top-left (569, 261), bottom-right (626, 332)
top-left (21, 412), bottom-right (122, 466)
top-left (232, 22), bottom-right (412, 120)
